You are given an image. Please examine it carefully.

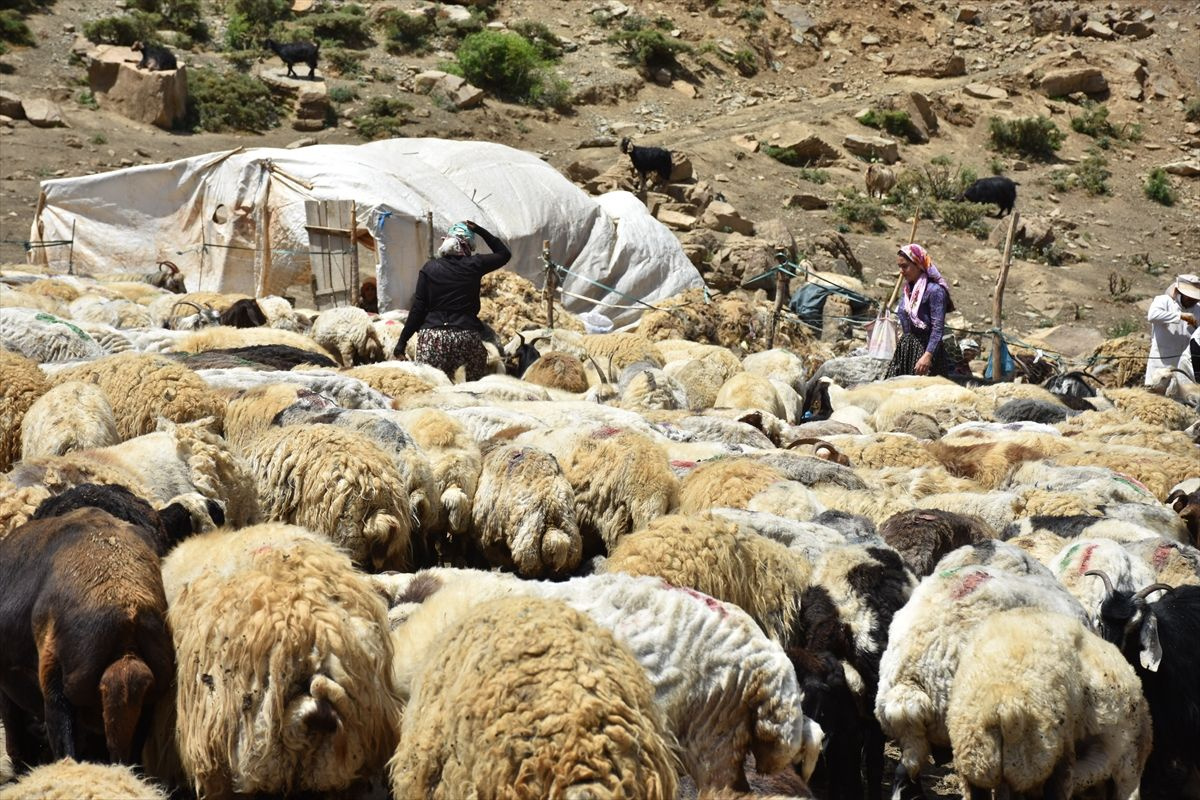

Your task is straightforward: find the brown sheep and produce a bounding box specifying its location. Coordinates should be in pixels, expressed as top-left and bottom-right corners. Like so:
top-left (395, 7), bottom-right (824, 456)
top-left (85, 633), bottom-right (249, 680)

top-left (679, 458), bottom-right (787, 514)
top-left (522, 351), bottom-right (590, 393)
top-left (0, 349), bottom-right (50, 471)
top-left (879, 509), bottom-right (997, 577)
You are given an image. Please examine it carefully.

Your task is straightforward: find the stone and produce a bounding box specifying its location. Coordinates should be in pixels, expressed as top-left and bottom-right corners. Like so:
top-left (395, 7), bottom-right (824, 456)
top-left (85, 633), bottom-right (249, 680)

top-left (286, 137), bottom-right (318, 148)
top-left (906, 91), bottom-right (939, 136)
top-left (0, 90), bottom-right (23, 120)
top-left (760, 122), bottom-right (840, 165)
top-left (564, 161), bottom-right (601, 183)
top-left (1113, 20), bottom-right (1152, 38)
top-left (291, 117), bottom-right (325, 132)
top-left (86, 44), bottom-right (187, 129)
top-left (1029, 2), bottom-right (1079, 34)
top-left (730, 133), bottom-right (760, 153)
top-left (656, 208), bottom-right (697, 231)
top-left (669, 155), bottom-right (694, 183)
top-left (861, 34), bottom-right (881, 46)
top-left (964, 82), bottom-right (1008, 100)
top-left (842, 134), bottom-right (899, 164)
top-left (989, 214), bottom-right (1055, 251)
top-left (1162, 160), bottom-right (1200, 177)
top-left (701, 201), bottom-right (756, 236)
top-left (671, 80), bottom-right (696, 99)
top-left (1022, 325), bottom-right (1107, 358)
top-left (786, 193), bottom-right (828, 210)
top-left (1040, 67), bottom-right (1108, 97)
top-left (577, 136), bottom-right (617, 148)
top-left (957, 7), bottom-right (981, 24)
top-left (22, 98), bottom-right (67, 128)
top-left (1079, 20), bottom-right (1115, 40)
top-left (883, 51), bottom-right (966, 78)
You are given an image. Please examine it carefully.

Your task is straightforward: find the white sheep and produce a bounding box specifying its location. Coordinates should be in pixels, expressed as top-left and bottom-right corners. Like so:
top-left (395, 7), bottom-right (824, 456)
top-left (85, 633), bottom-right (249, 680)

top-left (0, 758), bottom-right (168, 799)
top-left (865, 163), bottom-right (896, 198)
top-left (394, 407), bottom-right (482, 535)
top-left (0, 307), bottom-right (105, 363)
top-left (1049, 537), bottom-right (1158, 621)
top-left (19, 380), bottom-right (120, 460)
top-left (195, 367), bottom-right (393, 409)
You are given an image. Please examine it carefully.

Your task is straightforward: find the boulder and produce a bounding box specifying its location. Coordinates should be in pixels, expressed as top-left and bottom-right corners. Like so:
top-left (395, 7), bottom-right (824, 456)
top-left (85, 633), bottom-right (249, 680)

top-left (710, 233), bottom-right (774, 291)
top-left (842, 134), bottom-right (899, 164)
top-left (762, 123), bottom-right (840, 165)
top-left (1039, 67), bottom-right (1108, 97)
top-left (22, 98), bottom-right (67, 128)
top-left (412, 70), bottom-right (483, 110)
top-left (656, 208), bottom-right (698, 231)
top-left (1079, 20), bottom-right (1115, 40)
top-left (87, 44), bottom-right (187, 129)
top-left (990, 214), bottom-right (1056, 251)
top-left (883, 51), bottom-right (966, 78)
top-left (956, 6), bottom-right (981, 24)
top-left (964, 82), bottom-right (1008, 100)
top-left (0, 90), bottom-right (23, 120)
top-left (1029, 2), bottom-right (1081, 34)
top-left (786, 193), bottom-right (828, 210)
top-left (292, 83), bottom-right (330, 131)
top-left (564, 161), bottom-right (602, 183)
top-left (1112, 20), bottom-right (1152, 39)
top-left (730, 133), bottom-right (760, 152)
top-left (1162, 160), bottom-right (1199, 178)
top-left (906, 91), bottom-right (939, 137)
top-left (701, 201), bottom-right (756, 236)
top-left (1022, 325), bottom-right (1107, 358)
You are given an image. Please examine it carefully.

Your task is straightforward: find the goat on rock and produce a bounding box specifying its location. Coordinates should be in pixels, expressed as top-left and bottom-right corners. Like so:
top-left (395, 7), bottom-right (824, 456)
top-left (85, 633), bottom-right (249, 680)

top-left (265, 39), bottom-right (319, 80)
top-left (620, 137), bottom-right (673, 193)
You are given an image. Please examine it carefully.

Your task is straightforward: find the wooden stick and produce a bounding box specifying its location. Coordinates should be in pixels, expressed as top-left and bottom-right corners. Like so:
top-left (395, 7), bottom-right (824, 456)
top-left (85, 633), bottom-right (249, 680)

top-left (349, 201), bottom-right (360, 307)
top-left (257, 168), bottom-right (272, 297)
top-left (541, 239), bottom-right (555, 329)
top-left (992, 210), bottom-right (1020, 383)
top-left (768, 263), bottom-right (788, 350)
top-left (885, 213), bottom-right (922, 311)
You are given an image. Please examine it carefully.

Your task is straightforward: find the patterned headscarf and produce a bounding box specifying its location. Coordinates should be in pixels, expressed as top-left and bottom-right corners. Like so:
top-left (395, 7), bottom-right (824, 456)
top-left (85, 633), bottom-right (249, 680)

top-left (898, 243), bottom-right (953, 329)
top-left (437, 222), bottom-right (476, 258)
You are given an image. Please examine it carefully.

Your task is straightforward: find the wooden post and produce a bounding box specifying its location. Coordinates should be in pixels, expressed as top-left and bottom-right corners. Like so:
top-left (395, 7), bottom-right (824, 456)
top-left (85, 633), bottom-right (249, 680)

top-left (426, 211), bottom-right (435, 258)
top-left (885, 214), bottom-right (923, 312)
top-left (67, 219), bottom-right (75, 275)
top-left (257, 170), bottom-right (273, 297)
top-left (541, 239), bottom-right (555, 329)
top-left (992, 210), bottom-right (1021, 384)
top-left (349, 201), bottom-right (361, 306)
top-left (768, 261), bottom-right (789, 350)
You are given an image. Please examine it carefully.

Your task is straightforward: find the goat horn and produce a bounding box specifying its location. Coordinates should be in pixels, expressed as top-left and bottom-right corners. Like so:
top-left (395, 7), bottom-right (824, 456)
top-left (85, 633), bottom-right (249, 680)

top-left (169, 300), bottom-right (204, 316)
top-left (1134, 583), bottom-right (1173, 602)
top-left (158, 259), bottom-right (180, 274)
top-left (1084, 570), bottom-right (1114, 596)
top-left (583, 353), bottom-right (611, 386)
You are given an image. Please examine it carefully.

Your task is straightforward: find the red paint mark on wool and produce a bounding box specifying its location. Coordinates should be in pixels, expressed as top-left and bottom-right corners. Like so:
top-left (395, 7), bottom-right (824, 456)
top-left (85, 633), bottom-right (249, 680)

top-left (670, 460), bottom-right (697, 468)
top-left (592, 426), bottom-right (622, 439)
top-left (676, 585), bottom-right (730, 618)
top-left (1153, 544), bottom-right (1171, 570)
top-left (251, 545), bottom-right (272, 556)
top-left (1077, 543), bottom-right (1098, 575)
top-left (950, 571), bottom-right (991, 600)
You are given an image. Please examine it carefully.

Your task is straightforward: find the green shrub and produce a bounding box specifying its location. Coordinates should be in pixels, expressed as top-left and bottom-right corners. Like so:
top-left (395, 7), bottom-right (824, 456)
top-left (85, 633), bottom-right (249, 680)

top-left (889, 159), bottom-right (977, 219)
top-left (988, 156), bottom-right (1005, 175)
top-left (90, 132), bottom-right (108, 145)
top-left (76, 89), bottom-right (98, 109)
top-left (322, 47), bottom-right (364, 77)
top-left (609, 26), bottom-right (690, 70)
top-left (1144, 167), bottom-right (1177, 206)
top-left (508, 19), bottom-right (563, 62)
top-left (353, 96), bottom-right (411, 140)
top-left (0, 9), bottom-right (35, 47)
top-left (289, 5), bottom-right (372, 48)
top-left (937, 199), bottom-right (988, 232)
top-left (83, 11), bottom-right (161, 46)
top-left (835, 192), bottom-right (887, 233)
top-left (988, 115), bottom-right (1064, 160)
top-left (721, 46), bottom-right (757, 76)
top-left (737, 5), bottom-right (767, 29)
top-left (1013, 241), bottom-right (1068, 267)
top-left (328, 85), bottom-right (356, 103)
top-left (186, 67), bottom-right (280, 132)
top-left (379, 9), bottom-right (433, 54)
top-left (1070, 101), bottom-right (1142, 145)
top-left (127, 0), bottom-right (209, 42)
top-left (1186, 98), bottom-right (1200, 123)
top-left (225, 0), bottom-right (291, 49)
top-left (454, 30), bottom-right (568, 109)
top-left (760, 144), bottom-right (826, 168)
top-left (796, 168), bottom-right (829, 184)
top-left (858, 108), bottom-right (921, 143)
top-left (1077, 150), bottom-right (1111, 196)
top-left (1107, 318), bottom-right (1139, 338)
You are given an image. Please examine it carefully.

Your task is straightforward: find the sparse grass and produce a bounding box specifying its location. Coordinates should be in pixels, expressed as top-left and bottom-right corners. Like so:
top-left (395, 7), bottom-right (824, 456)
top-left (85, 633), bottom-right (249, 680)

top-left (76, 89), bottom-right (98, 109)
top-left (1186, 98), bottom-right (1200, 122)
top-left (322, 47), bottom-right (364, 77)
top-left (988, 115), bottom-right (1064, 160)
top-left (185, 66), bottom-right (280, 132)
top-left (1013, 241), bottom-right (1068, 267)
top-left (1107, 318), bottom-right (1139, 338)
top-left (1144, 168), bottom-right (1177, 206)
top-left (283, 4), bottom-right (372, 49)
top-left (328, 85), bottom-right (357, 103)
top-left (352, 96), bottom-right (411, 140)
top-left (888, 159), bottom-right (978, 221)
top-left (858, 108), bottom-right (922, 143)
top-left (796, 168), bottom-right (829, 184)
top-left (737, 4), bottom-right (767, 30)
top-left (0, 9), bottom-right (36, 48)
top-left (720, 47), bottom-right (758, 76)
top-left (835, 192), bottom-right (887, 233)
top-left (379, 9), bottom-right (433, 55)
top-left (451, 31), bottom-right (570, 111)
top-left (1070, 102), bottom-right (1143, 148)
top-left (988, 156), bottom-right (1005, 175)
top-left (90, 132), bottom-right (108, 145)
top-left (936, 200), bottom-right (989, 235)
top-left (1077, 150), bottom-right (1111, 196)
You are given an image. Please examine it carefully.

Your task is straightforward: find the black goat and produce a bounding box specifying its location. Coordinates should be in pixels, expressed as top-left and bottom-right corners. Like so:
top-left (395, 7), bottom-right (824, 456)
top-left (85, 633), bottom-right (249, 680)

top-left (958, 175), bottom-right (1019, 217)
top-left (131, 41), bottom-right (176, 71)
top-left (1088, 573), bottom-right (1200, 800)
top-left (266, 38), bottom-right (319, 80)
top-left (218, 298), bottom-right (268, 328)
top-left (619, 137), bottom-right (672, 192)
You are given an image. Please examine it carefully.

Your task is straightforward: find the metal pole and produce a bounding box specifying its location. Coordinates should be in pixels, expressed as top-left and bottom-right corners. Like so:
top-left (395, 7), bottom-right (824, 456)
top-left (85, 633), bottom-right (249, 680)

top-left (992, 210), bottom-right (1021, 384)
top-left (426, 211), bottom-right (435, 258)
top-left (67, 219), bottom-right (75, 275)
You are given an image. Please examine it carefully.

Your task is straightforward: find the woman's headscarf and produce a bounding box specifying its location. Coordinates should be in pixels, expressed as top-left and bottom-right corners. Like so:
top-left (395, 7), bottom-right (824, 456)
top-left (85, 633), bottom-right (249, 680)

top-left (898, 243), bottom-right (954, 329)
top-left (437, 222), bottom-right (476, 258)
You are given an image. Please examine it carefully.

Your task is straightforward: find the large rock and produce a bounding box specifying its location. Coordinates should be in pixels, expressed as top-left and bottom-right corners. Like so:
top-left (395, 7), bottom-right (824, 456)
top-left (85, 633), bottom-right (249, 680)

top-left (761, 122), bottom-right (840, 165)
top-left (1029, 2), bottom-right (1082, 34)
top-left (964, 82), bottom-right (1008, 100)
top-left (0, 90), bottom-right (24, 120)
top-left (291, 83), bottom-right (330, 131)
top-left (906, 91), bottom-right (938, 138)
top-left (989, 215), bottom-right (1056, 251)
top-left (1039, 67), bottom-right (1108, 97)
top-left (1079, 20), bottom-right (1115, 40)
top-left (1022, 325), bottom-right (1107, 358)
top-left (87, 44), bottom-right (187, 129)
top-left (842, 134), bottom-right (899, 164)
top-left (1112, 20), bottom-right (1152, 39)
top-left (656, 208), bottom-right (698, 231)
top-left (701, 201), bottom-right (756, 236)
top-left (883, 51), bottom-right (966, 78)
top-left (1162, 160), bottom-right (1200, 178)
top-left (412, 70), bottom-right (483, 110)
top-left (22, 98), bottom-right (67, 128)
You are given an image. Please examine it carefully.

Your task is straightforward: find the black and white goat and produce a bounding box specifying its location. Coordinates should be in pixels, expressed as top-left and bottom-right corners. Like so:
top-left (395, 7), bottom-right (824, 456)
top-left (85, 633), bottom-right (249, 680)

top-left (266, 38), bottom-right (319, 80)
top-left (131, 41), bottom-right (177, 71)
top-left (619, 137), bottom-right (673, 192)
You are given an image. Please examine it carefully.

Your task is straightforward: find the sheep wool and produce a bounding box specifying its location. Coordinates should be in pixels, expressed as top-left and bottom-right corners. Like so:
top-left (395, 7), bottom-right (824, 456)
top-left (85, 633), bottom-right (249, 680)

top-left (1105, 387), bottom-right (1199, 431)
top-left (343, 364), bottom-right (437, 399)
top-left (163, 524), bottom-right (401, 798)
top-left (51, 352), bottom-right (227, 440)
top-left (0, 721), bottom-right (9, 784)
top-left (19, 380), bottom-right (119, 460)
top-left (244, 424), bottom-right (412, 570)
top-left (715, 371), bottom-right (788, 420)
top-left (1123, 537), bottom-right (1200, 586)
top-left (825, 433), bottom-right (939, 470)
top-left (0, 349), bottom-right (49, 471)
top-left (1050, 538), bottom-right (1157, 620)
top-left (388, 595), bottom-right (679, 800)
top-left (564, 430), bottom-right (678, 554)
top-left (948, 609), bottom-right (1151, 799)
top-left (679, 458), bottom-right (787, 515)
top-left (522, 351), bottom-right (590, 393)
top-left (310, 306), bottom-right (384, 367)
top-left (395, 407), bottom-right (482, 535)
top-left (0, 759), bottom-right (167, 800)
top-left (221, 383), bottom-right (313, 455)
top-left (171, 325), bottom-right (328, 357)
top-left (0, 307), bottom-right (105, 363)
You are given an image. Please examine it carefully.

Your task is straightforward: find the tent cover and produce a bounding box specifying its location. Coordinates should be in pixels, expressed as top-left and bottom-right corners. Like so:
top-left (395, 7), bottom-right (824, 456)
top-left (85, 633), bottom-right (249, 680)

top-left (29, 138), bottom-right (704, 328)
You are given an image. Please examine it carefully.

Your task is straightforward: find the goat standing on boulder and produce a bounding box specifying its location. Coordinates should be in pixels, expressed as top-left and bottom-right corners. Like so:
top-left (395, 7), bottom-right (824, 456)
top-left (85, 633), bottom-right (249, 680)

top-left (620, 137), bottom-right (673, 193)
top-left (266, 38), bottom-right (320, 80)
top-left (131, 41), bottom-right (176, 71)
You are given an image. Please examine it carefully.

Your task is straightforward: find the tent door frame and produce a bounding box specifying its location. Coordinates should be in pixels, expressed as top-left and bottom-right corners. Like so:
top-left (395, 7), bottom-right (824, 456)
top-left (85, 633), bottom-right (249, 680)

top-left (304, 199), bottom-right (360, 309)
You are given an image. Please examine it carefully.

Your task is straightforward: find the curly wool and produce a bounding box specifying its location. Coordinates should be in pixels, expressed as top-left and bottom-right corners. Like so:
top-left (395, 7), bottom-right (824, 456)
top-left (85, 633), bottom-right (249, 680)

top-left (170, 325), bottom-right (329, 357)
top-left (20, 380), bottom-right (119, 460)
top-left (825, 433), bottom-right (940, 470)
top-left (809, 486), bottom-right (916, 525)
top-left (871, 384), bottom-right (996, 433)
top-left (310, 307), bottom-right (384, 367)
top-left (564, 431), bottom-right (678, 554)
top-left (0, 308), bottom-right (105, 363)
top-left (388, 595), bottom-right (679, 800)
top-left (343, 364), bottom-right (437, 399)
top-left (244, 425), bottom-right (412, 570)
top-left (583, 332), bottom-right (665, 372)
top-left (603, 513), bottom-right (811, 647)
top-left (221, 383), bottom-right (312, 455)
top-left (52, 353), bottom-right (227, 440)
top-left (1123, 538), bottom-right (1200, 586)
top-left (1052, 445), bottom-right (1194, 502)
top-left (1104, 387), bottom-right (1199, 431)
top-left (0, 759), bottom-right (167, 800)
top-left (714, 372), bottom-right (787, 420)
top-left (916, 492), bottom-right (1026, 533)
top-left (394, 407), bottom-right (481, 535)
top-left (0, 349), bottom-right (49, 471)
top-left (679, 458), bottom-right (787, 514)
top-left (522, 351), bottom-right (590, 393)
top-left (162, 524), bottom-right (401, 799)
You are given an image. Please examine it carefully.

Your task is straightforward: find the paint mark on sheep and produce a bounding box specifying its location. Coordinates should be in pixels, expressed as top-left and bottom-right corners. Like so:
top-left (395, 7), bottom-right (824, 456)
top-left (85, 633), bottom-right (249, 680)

top-left (949, 570), bottom-right (991, 600)
top-left (1076, 543), bottom-right (1098, 575)
top-left (1153, 544), bottom-right (1171, 571)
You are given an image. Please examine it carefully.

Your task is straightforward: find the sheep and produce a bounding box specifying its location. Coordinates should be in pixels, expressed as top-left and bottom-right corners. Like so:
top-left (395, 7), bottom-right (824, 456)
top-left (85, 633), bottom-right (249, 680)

top-left (716, 371), bottom-right (789, 420)
top-left (243, 424), bottom-right (412, 570)
top-left (879, 508), bottom-right (997, 577)
top-left (1053, 444), bottom-right (1195, 501)
top-left (0, 308), bottom-right (105, 364)
top-left (470, 442), bottom-right (581, 576)
top-left (394, 407), bottom-right (482, 537)
top-left (916, 491), bottom-right (1027, 532)
top-left (68, 296), bottom-right (155, 329)
top-left (678, 458), bottom-right (787, 515)
top-left (583, 331), bottom-right (664, 375)
top-left (215, 297), bottom-right (265, 328)
top-left (309, 306), bottom-right (384, 367)
top-left (825, 433), bottom-right (938, 470)
top-left (864, 163), bottom-right (896, 199)
top-left (172, 343), bottom-right (337, 371)
top-left (220, 384), bottom-right (327, 454)
top-left (603, 513), bottom-right (811, 647)
top-left (19, 381), bottom-right (119, 460)
top-left (752, 450), bottom-right (866, 490)
top-left (1055, 537), bottom-right (1163, 623)
top-left (620, 136), bottom-right (673, 192)
top-left (875, 563), bottom-right (1088, 797)
top-left (1121, 537), bottom-right (1200, 587)
top-left (957, 175), bottom-right (1018, 217)
top-left (160, 523), bottom-right (401, 798)
top-left (266, 38), bottom-right (319, 80)
top-left (522, 350), bottom-right (590, 393)
top-left (664, 355), bottom-right (741, 411)
top-left (0, 349), bottom-right (49, 472)
top-left (947, 607), bottom-right (1151, 800)
top-left (618, 360), bottom-right (689, 410)
top-left (0, 758), bottom-right (168, 799)
top-left (343, 363), bottom-right (438, 399)
top-left (1104, 386), bottom-right (1200, 431)
top-left (196, 366), bottom-right (393, 409)
top-left (170, 325), bottom-right (328, 357)
top-left (51, 353), bottom-right (227, 440)
top-left (709, 509), bottom-right (848, 561)
top-left (741, 349), bottom-right (806, 393)
top-left (650, 413), bottom-right (776, 450)
top-left (993, 396), bottom-right (1076, 424)
top-left (744, 480), bottom-right (827, 522)
top-left (0, 507), bottom-right (173, 766)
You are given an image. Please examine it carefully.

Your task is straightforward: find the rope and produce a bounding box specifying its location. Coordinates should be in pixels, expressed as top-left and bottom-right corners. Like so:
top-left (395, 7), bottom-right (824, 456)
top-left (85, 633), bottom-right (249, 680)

top-left (548, 260), bottom-right (663, 313)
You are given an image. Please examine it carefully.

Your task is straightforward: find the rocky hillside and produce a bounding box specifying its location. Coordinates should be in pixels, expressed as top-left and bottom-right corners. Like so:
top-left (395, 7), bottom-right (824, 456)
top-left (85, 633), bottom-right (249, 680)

top-left (1, 0), bottom-right (1197, 362)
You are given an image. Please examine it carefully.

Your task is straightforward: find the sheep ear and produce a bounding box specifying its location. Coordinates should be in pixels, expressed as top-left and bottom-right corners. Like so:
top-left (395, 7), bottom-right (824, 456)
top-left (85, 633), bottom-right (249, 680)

top-left (1139, 614), bottom-right (1162, 672)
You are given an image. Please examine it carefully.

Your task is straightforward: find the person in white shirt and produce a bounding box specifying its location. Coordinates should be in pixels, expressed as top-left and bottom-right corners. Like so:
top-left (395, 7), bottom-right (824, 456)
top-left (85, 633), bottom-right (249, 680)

top-left (1144, 274), bottom-right (1199, 384)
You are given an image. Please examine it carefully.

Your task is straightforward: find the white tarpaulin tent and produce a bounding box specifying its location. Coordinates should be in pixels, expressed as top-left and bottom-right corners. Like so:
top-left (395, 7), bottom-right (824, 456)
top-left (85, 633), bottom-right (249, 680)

top-left (29, 138), bottom-right (703, 327)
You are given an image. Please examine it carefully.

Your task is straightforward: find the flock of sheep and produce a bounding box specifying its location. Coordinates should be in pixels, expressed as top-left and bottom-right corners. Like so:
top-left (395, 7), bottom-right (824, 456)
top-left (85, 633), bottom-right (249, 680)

top-left (0, 269), bottom-right (1198, 800)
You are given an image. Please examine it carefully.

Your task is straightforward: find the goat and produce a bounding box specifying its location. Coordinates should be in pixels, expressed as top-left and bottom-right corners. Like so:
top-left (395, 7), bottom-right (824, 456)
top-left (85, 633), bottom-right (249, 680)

top-left (266, 38), bottom-right (319, 80)
top-left (130, 41), bottom-right (176, 71)
top-left (957, 176), bottom-right (1019, 217)
top-left (620, 137), bottom-right (673, 193)
top-left (217, 298), bottom-right (267, 328)
top-left (148, 260), bottom-right (186, 293)
top-left (1167, 487), bottom-right (1200, 547)
top-left (864, 163), bottom-right (896, 199)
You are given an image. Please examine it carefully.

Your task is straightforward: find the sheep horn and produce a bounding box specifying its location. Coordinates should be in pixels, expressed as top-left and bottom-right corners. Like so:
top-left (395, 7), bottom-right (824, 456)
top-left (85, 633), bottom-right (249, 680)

top-left (1084, 570), bottom-right (1114, 597)
top-left (158, 259), bottom-right (180, 275)
top-left (1133, 583), bottom-right (1173, 603)
top-left (583, 353), bottom-right (611, 387)
top-left (169, 300), bottom-right (204, 316)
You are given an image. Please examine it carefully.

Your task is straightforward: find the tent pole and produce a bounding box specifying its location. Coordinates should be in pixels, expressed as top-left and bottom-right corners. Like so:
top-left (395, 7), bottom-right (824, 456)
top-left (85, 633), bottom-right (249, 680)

top-left (992, 210), bottom-right (1020, 384)
top-left (542, 240), bottom-right (555, 329)
top-left (426, 211), bottom-right (434, 258)
top-left (68, 219), bottom-right (75, 275)
top-left (257, 168), bottom-right (273, 297)
top-left (349, 201), bottom-right (360, 306)
top-left (32, 189), bottom-right (47, 269)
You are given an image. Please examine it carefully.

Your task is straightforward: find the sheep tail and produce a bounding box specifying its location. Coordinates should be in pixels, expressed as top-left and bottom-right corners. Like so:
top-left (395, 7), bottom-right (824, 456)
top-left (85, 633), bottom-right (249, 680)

top-left (100, 654), bottom-right (155, 763)
top-left (540, 527), bottom-right (581, 574)
top-left (877, 684), bottom-right (934, 776)
top-left (442, 487), bottom-right (470, 534)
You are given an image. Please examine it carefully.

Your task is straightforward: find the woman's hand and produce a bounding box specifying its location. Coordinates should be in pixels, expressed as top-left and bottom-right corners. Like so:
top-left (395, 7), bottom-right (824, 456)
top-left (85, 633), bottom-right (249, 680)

top-left (463, 220), bottom-right (481, 232)
top-left (914, 352), bottom-right (933, 375)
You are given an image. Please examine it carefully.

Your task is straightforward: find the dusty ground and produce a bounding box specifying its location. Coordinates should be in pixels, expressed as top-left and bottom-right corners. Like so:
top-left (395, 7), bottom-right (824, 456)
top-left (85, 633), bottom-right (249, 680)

top-left (1, 0), bottom-right (1198, 353)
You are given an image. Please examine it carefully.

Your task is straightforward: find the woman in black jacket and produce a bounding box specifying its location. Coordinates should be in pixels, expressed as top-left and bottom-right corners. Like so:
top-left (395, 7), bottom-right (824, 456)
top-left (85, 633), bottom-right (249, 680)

top-left (395, 220), bottom-right (511, 381)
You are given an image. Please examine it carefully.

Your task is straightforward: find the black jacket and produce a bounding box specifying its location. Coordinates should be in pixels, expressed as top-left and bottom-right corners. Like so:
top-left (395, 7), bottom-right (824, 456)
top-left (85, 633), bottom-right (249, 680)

top-left (395, 226), bottom-right (511, 354)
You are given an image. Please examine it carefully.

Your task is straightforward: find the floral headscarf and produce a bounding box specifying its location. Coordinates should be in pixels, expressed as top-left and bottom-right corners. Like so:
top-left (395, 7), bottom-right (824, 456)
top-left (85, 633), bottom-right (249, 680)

top-left (898, 243), bottom-right (953, 329)
top-left (437, 222), bottom-right (476, 258)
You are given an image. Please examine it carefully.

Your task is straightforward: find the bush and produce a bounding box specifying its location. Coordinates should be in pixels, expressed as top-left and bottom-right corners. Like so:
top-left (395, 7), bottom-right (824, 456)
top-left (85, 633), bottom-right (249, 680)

top-left (1077, 150), bottom-right (1111, 196)
top-left (508, 19), bottom-right (563, 62)
top-left (988, 115), bottom-right (1064, 160)
top-left (720, 46), bottom-right (757, 76)
top-left (225, 0), bottom-right (291, 49)
top-left (0, 9), bottom-right (35, 48)
top-left (858, 108), bottom-right (921, 143)
top-left (1186, 98), bottom-right (1200, 123)
top-left (328, 85), bottom-right (356, 103)
top-left (353, 96), bottom-right (411, 140)
top-left (322, 47), bottom-right (364, 77)
top-left (937, 199), bottom-right (988, 234)
top-left (288, 5), bottom-right (372, 48)
top-left (1070, 101), bottom-right (1142, 146)
top-left (835, 192), bottom-right (887, 233)
top-left (186, 67), bottom-right (280, 132)
top-left (83, 11), bottom-right (161, 46)
top-left (796, 168), bottom-right (829, 184)
top-left (889, 159), bottom-right (977, 219)
top-left (760, 144), bottom-right (827, 168)
top-left (379, 9), bottom-right (433, 55)
top-left (454, 30), bottom-right (569, 110)
top-left (76, 89), bottom-right (98, 109)
top-left (1107, 318), bottom-right (1139, 338)
top-left (1144, 168), bottom-right (1177, 206)
top-left (609, 25), bottom-right (690, 70)
top-left (127, 0), bottom-right (208, 42)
